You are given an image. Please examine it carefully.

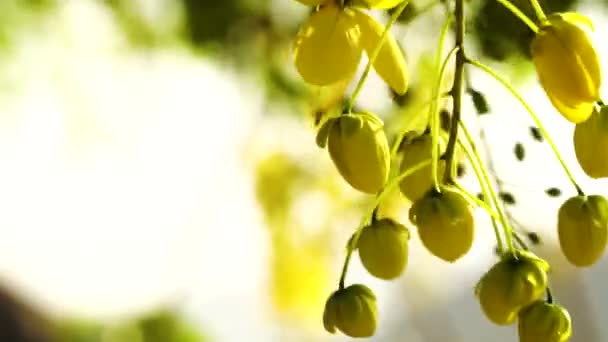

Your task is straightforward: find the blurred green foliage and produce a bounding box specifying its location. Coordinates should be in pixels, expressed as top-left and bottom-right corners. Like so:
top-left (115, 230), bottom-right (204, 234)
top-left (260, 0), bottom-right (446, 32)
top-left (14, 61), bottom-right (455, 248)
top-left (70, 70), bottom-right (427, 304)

top-left (55, 311), bottom-right (206, 342)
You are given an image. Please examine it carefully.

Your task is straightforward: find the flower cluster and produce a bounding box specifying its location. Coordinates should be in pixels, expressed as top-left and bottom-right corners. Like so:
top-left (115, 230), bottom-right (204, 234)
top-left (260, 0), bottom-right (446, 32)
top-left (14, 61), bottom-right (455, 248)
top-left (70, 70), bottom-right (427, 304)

top-left (287, 0), bottom-right (608, 341)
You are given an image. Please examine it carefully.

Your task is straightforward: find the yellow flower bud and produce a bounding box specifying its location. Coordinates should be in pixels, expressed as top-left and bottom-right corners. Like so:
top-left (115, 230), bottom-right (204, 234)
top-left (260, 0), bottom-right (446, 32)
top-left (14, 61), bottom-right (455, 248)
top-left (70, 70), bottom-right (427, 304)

top-left (518, 301), bottom-right (572, 342)
top-left (354, 10), bottom-right (408, 95)
top-left (357, 218), bottom-right (410, 280)
top-left (476, 251), bottom-right (549, 325)
top-left (409, 188), bottom-right (474, 262)
top-left (531, 12), bottom-right (601, 123)
top-left (557, 194), bottom-right (608, 267)
top-left (293, 5), bottom-right (362, 86)
top-left (323, 284), bottom-right (377, 338)
top-left (399, 134), bottom-right (446, 202)
top-left (574, 107), bottom-right (608, 178)
top-left (294, 0), bottom-right (328, 6)
top-left (319, 112), bottom-right (390, 194)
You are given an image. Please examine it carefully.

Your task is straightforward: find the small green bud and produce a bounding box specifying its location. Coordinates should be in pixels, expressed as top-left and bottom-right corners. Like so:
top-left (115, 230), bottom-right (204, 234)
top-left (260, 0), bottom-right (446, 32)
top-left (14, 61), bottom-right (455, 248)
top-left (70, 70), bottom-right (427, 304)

top-left (574, 107), bottom-right (608, 179)
top-left (518, 301), bottom-right (572, 342)
top-left (409, 189), bottom-right (474, 262)
top-left (323, 284), bottom-right (377, 338)
top-left (399, 134), bottom-right (445, 202)
top-left (476, 251), bottom-right (549, 325)
top-left (558, 194), bottom-right (608, 267)
top-left (357, 218), bottom-right (410, 280)
top-left (325, 112), bottom-right (390, 194)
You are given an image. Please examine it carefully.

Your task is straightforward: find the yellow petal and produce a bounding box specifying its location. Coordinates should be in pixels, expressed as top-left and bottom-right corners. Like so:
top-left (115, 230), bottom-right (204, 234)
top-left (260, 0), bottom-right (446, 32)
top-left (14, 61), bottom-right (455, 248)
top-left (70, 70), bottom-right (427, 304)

top-left (293, 5), bottom-right (362, 86)
top-left (355, 10), bottom-right (408, 95)
top-left (547, 93), bottom-right (594, 123)
top-left (531, 12), bottom-right (601, 113)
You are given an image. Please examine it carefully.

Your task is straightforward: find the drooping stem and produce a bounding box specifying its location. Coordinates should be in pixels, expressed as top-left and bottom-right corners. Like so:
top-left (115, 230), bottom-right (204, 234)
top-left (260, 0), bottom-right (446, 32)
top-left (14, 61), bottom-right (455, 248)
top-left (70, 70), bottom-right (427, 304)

top-left (431, 46), bottom-right (459, 191)
top-left (494, 0), bottom-right (538, 32)
top-left (467, 58), bottom-right (585, 196)
top-left (347, 0), bottom-right (410, 113)
top-left (443, 0), bottom-right (466, 184)
top-left (528, 0), bottom-right (546, 21)
top-left (459, 121), bottom-right (516, 254)
top-left (338, 158), bottom-right (431, 290)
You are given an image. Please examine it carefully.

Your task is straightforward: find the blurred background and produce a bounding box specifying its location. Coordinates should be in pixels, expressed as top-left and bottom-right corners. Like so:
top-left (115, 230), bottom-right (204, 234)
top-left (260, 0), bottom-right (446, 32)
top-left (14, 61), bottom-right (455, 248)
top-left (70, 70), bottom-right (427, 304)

top-left (1, 0), bottom-right (608, 341)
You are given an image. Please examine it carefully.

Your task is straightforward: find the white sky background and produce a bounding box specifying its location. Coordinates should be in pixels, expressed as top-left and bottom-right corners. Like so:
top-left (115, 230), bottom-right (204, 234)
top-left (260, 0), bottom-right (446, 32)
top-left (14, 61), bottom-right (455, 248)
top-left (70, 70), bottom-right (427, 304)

top-left (0, 0), bottom-right (608, 341)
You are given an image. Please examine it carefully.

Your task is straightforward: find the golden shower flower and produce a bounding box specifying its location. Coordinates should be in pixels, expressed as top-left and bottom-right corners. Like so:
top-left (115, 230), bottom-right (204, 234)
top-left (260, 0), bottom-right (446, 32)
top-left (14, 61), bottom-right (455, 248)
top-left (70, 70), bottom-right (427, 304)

top-left (557, 194), bottom-right (608, 267)
top-left (518, 301), bottom-right (572, 342)
top-left (531, 12), bottom-right (601, 123)
top-left (293, 4), bottom-right (362, 86)
top-left (476, 251), bottom-right (549, 325)
top-left (574, 106), bottom-right (608, 178)
top-left (323, 284), bottom-right (378, 338)
top-left (409, 188), bottom-right (474, 262)
top-left (293, 2), bottom-right (408, 94)
top-left (354, 9), bottom-right (408, 94)
top-left (317, 111), bottom-right (390, 194)
top-left (357, 218), bottom-right (410, 280)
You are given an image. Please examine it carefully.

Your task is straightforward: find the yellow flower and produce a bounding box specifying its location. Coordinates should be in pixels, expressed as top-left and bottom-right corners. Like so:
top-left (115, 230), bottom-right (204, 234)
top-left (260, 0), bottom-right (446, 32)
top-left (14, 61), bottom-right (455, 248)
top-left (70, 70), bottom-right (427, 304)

top-left (574, 107), bottom-right (608, 178)
top-left (323, 284), bottom-right (377, 338)
top-left (317, 111), bottom-right (390, 194)
top-left (293, 3), bottom-right (408, 94)
top-left (409, 188), bottom-right (474, 262)
top-left (357, 218), bottom-right (410, 280)
top-left (518, 301), bottom-right (572, 342)
top-left (557, 194), bottom-right (608, 267)
top-left (355, 9), bottom-right (408, 95)
top-left (476, 251), bottom-right (549, 325)
top-left (531, 12), bottom-right (601, 123)
top-left (293, 4), bottom-right (362, 86)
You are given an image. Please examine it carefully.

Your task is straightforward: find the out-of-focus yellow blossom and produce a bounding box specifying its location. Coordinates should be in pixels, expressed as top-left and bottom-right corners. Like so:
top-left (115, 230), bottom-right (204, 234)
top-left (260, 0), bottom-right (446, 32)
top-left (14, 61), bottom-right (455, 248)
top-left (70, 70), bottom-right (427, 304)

top-left (355, 9), bottom-right (408, 95)
top-left (531, 12), bottom-right (601, 123)
top-left (293, 4), bottom-right (362, 86)
top-left (293, 2), bottom-right (409, 94)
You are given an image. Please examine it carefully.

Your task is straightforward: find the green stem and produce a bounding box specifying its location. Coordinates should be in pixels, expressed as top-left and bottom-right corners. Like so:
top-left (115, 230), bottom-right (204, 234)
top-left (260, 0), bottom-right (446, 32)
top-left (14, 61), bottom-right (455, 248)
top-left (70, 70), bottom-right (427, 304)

top-left (429, 14), bottom-right (454, 191)
top-left (528, 0), bottom-right (546, 21)
top-left (431, 46), bottom-right (459, 191)
top-left (443, 0), bottom-right (466, 184)
top-left (450, 183), bottom-right (502, 222)
top-left (494, 0), bottom-right (538, 32)
top-left (455, 137), bottom-right (505, 254)
top-left (338, 158), bottom-right (431, 290)
top-left (459, 121), bottom-right (515, 254)
top-left (347, 0), bottom-right (410, 112)
top-left (467, 58), bottom-right (584, 196)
